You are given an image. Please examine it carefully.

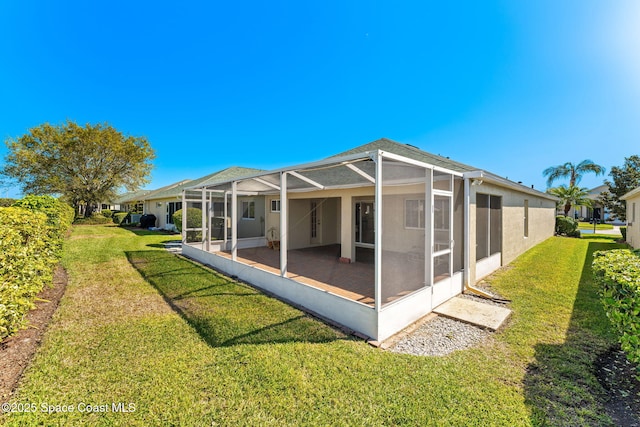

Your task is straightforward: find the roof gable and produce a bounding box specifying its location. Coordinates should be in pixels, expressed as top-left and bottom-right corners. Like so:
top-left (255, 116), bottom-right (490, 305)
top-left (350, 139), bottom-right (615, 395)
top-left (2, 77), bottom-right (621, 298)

top-left (329, 138), bottom-right (479, 173)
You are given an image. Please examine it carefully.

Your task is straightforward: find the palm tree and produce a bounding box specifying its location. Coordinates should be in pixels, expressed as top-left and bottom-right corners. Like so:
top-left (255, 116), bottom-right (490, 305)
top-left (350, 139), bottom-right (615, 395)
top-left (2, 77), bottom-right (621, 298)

top-left (543, 160), bottom-right (605, 188)
top-left (547, 185), bottom-right (592, 217)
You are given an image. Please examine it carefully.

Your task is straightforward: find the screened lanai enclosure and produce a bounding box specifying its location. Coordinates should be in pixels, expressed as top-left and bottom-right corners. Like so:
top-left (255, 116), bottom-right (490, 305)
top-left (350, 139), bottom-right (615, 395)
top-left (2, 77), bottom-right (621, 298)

top-left (182, 150), bottom-right (466, 341)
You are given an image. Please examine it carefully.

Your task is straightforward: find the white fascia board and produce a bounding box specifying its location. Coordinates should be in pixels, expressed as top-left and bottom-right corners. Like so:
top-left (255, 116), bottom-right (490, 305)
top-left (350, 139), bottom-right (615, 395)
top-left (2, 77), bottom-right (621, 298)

top-left (621, 186), bottom-right (640, 200)
top-left (464, 170), bottom-right (558, 201)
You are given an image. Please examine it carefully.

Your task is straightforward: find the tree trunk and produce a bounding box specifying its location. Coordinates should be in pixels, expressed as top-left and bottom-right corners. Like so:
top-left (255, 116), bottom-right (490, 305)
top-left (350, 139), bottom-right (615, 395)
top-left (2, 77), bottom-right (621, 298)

top-left (564, 203), bottom-right (571, 217)
top-left (85, 203), bottom-right (95, 217)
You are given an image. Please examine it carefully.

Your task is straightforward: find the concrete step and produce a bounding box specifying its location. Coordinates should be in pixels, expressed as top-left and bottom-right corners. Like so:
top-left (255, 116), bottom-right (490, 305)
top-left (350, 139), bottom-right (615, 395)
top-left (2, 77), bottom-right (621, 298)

top-left (433, 296), bottom-right (511, 331)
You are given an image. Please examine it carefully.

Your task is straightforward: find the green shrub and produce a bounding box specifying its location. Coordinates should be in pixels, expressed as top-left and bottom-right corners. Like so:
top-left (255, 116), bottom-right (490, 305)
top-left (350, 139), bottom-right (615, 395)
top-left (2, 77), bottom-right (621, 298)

top-left (0, 196), bottom-right (74, 339)
top-left (0, 198), bottom-right (15, 207)
top-left (173, 208), bottom-right (202, 242)
top-left (113, 212), bottom-right (130, 225)
top-left (172, 208), bottom-right (203, 232)
top-left (12, 195), bottom-right (74, 235)
top-left (592, 250), bottom-right (640, 376)
top-left (555, 216), bottom-right (579, 237)
top-left (74, 214), bottom-right (112, 225)
top-left (621, 226), bottom-right (627, 241)
top-left (101, 209), bottom-right (113, 218)
top-left (0, 207), bottom-right (54, 339)
top-left (12, 195), bottom-right (74, 258)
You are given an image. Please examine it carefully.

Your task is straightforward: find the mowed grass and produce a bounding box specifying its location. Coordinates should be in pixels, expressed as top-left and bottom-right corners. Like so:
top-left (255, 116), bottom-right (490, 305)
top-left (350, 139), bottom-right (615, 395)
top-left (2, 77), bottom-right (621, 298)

top-left (2, 225), bottom-right (625, 426)
top-left (578, 221), bottom-right (614, 230)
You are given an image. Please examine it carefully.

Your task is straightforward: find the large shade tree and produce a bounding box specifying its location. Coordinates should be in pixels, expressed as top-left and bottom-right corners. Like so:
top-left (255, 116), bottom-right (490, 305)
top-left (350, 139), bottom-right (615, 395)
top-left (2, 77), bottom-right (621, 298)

top-left (599, 155), bottom-right (640, 221)
top-left (547, 185), bottom-right (593, 217)
top-left (1, 121), bottom-right (155, 216)
top-left (543, 160), bottom-right (605, 188)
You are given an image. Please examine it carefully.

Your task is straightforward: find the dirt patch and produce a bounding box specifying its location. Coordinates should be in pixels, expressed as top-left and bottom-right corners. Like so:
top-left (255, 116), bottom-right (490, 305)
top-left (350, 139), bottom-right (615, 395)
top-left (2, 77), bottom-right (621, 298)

top-left (595, 346), bottom-right (640, 427)
top-left (0, 266), bottom-right (67, 404)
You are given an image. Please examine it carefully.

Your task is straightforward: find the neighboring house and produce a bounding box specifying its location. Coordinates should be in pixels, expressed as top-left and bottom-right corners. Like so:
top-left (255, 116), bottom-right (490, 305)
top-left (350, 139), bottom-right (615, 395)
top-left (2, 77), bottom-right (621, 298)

top-left (116, 167), bottom-right (263, 230)
top-left (572, 184), bottom-right (610, 222)
top-left (143, 167), bottom-right (263, 231)
top-left (621, 186), bottom-right (640, 248)
top-left (181, 138), bottom-right (557, 342)
top-left (114, 190), bottom-right (152, 214)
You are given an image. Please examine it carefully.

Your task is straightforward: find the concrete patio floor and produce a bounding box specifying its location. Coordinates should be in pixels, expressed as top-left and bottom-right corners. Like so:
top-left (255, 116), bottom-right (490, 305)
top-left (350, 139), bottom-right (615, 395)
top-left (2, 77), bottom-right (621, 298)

top-left (216, 245), bottom-right (377, 305)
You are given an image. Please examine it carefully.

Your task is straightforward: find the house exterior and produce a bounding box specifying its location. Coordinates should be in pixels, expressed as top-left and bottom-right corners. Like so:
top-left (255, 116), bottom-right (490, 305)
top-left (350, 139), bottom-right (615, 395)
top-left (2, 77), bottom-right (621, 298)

top-left (118, 167), bottom-right (262, 230)
top-left (114, 190), bottom-right (152, 214)
top-left (181, 139), bottom-right (557, 341)
top-left (572, 184), bottom-right (610, 222)
top-left (621, 187), bottom-right (640, 248)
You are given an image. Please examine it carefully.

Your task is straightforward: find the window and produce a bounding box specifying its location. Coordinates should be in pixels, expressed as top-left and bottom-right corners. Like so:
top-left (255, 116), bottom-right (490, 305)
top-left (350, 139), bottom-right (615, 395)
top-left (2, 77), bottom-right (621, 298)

top-left (271, 199), bottom-right (281, 212)
top-left (242, 201), bottom-right (255, 219)
top-left (166, 202), bottom-right (182, 224)
top-left (405, 199), bottom-right (425, 229)
top-left (524, 199), bottom-right (529, 238)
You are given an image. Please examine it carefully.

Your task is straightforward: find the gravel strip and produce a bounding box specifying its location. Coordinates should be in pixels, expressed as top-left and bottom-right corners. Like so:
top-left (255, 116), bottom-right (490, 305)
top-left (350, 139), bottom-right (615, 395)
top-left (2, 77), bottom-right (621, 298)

top-left (388, 316), bottom-right (491, 357)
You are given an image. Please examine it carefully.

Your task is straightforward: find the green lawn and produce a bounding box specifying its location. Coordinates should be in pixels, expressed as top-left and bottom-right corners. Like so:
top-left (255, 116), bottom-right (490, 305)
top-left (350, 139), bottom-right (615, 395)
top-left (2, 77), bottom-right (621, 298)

top-left (578, 221), bottom-right (614, 230)
top-left (2, 225), bottom-right (626, 426)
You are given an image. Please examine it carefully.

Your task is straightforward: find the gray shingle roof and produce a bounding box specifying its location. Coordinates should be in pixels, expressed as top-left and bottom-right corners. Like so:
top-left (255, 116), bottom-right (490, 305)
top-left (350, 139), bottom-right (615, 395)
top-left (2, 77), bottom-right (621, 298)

top-left (329, 138), bottom-right (479, 173)
top-left (141, 167), bottom-right (264, 201)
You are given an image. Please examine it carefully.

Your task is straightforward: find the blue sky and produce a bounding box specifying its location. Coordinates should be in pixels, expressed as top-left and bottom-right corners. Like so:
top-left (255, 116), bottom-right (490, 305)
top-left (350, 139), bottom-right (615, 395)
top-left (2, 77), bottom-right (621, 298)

top-left (1, 1), bottom-right (639, 198)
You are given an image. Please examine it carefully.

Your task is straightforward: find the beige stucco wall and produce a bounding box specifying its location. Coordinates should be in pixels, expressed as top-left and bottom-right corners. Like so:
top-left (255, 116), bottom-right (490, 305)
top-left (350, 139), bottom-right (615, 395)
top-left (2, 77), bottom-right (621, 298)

top-left (625, 193), bottom-right (640, 248)
top-left (143, 197), bottom-right (184, 228)
top-left (468, 183), bottom-right (556, 284)
top-left (266, 187), bottom-right (374, 253)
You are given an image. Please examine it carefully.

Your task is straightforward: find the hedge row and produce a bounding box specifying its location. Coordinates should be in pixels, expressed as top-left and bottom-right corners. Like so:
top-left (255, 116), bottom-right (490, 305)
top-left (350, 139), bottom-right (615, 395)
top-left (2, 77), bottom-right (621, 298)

top-left (592, 249), bottom-right (640, 373)
top-left (0, 196), bottom-right (74, 339)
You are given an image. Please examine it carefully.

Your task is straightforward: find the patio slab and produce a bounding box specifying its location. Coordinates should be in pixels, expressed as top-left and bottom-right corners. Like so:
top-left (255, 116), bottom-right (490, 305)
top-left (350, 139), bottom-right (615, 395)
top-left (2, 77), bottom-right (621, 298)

top-left (433, 296), bottom-right (511, 331)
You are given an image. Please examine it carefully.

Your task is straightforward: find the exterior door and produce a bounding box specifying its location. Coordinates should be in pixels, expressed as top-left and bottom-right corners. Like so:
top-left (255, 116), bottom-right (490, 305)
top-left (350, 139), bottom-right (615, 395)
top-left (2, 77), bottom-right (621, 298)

top-left (431, 192), bottom-right (454, 307)
top-left (355, 201), bottom-right (375, 245)
top-left (310, 200), bottom-right (322, 245)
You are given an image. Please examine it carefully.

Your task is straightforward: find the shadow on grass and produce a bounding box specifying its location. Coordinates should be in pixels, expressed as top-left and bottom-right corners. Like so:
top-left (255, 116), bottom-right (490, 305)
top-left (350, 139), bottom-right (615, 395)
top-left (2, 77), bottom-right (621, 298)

top-left (146, 241), bottom-right (181, 249)
top-left (524, 239), bottom-right (626, 426)
top-left (126, 249), bottom-right (344, 347)
top-left (120, 226), bottom-right (179, 237)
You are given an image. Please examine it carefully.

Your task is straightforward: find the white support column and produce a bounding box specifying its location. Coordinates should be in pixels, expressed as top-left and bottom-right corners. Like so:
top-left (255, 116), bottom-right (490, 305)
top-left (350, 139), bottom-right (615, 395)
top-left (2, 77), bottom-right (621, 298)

top-left (340, 195), bottom-right (353, 262)
top-left (223, 191), bottom-right (228, 245)
top-left (374, 151), bottom-right (383, 312)
top-left (463, 177), bottom-right (470, 288)
top-left (181, 190), bottom-right (187, 244)
top-left (201, 188), bottom-right (207, 251)
top-left (425, 169), bottom-right (433, 296)
top-left (280, 172), bottom-right (288, 277)
top-left (207, 191), bottom-right (213, 251)
top-left (231, 181), bottom-right (238, 261)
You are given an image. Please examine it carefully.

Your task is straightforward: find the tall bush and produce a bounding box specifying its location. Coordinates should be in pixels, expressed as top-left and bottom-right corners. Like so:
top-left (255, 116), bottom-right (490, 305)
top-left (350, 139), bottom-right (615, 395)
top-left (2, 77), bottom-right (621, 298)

top-left (0, 208), bottom-right (52, 339)
top-left (173, 208), bottom-right (202, 242)
top-left (0, 196), bottom-right (74, 339)
top-left (592, 250), bottom-right (640, 375)
top-left (555, 216), bottom-right (580, 237)
top-left (621, 226), bottom-right (627, 242)
top-left (113, 212), bottom-right (130, 225)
